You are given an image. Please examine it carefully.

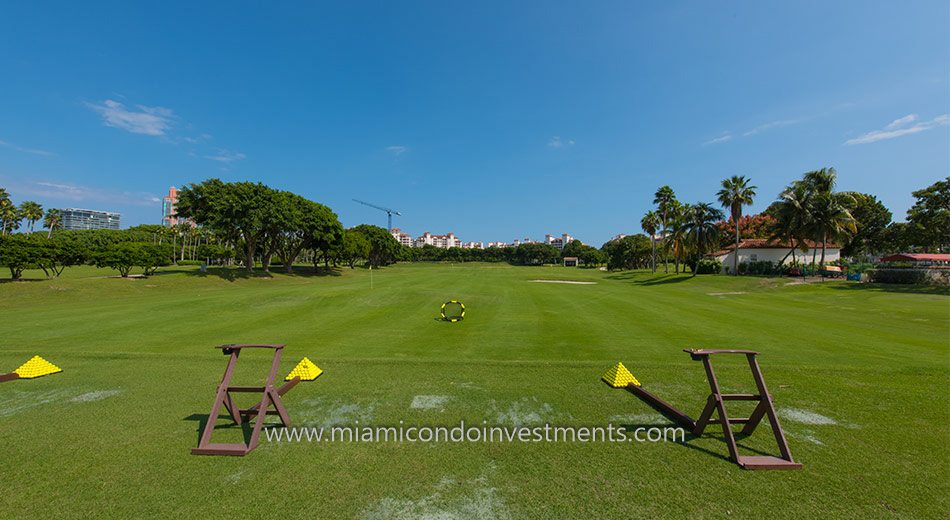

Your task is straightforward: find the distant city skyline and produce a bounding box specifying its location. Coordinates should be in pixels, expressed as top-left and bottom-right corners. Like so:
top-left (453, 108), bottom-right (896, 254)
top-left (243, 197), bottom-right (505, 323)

top-left (1, 2), bottom-right (947, 245)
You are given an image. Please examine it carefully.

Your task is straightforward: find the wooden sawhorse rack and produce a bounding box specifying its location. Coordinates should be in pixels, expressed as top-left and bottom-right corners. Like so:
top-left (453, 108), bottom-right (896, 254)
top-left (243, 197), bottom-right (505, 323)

top-left (192, 344), bottom-right (300, 456)
top-left (625, 349), bottom-right (801, 470)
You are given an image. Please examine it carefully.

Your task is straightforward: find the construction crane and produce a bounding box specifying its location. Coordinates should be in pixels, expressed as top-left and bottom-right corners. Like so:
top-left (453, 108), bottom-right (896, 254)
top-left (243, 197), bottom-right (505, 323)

top-left (352, 199), bottom-right (402, 231)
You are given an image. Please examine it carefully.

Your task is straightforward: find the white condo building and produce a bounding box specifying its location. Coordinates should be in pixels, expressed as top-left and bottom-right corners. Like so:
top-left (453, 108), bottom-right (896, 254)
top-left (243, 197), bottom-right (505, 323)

top-left (414, 231), bottom-right (461, 249)
top-left (390, 228), bottom-right (414, 247)
top-left (545, 233), bottom-right (575, 250)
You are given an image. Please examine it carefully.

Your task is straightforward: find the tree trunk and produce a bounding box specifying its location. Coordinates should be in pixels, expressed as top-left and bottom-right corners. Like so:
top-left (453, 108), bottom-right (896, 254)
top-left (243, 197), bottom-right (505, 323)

top-left (47, 227), bottom-right (53, 239)
top-left (820, 233), bottom-right (827, 267)
top-left (244, 239), bottom-right (255, 273)
top-left (734, 219), bottom-right (740, 276)
top-left (651, 237), bottom-right (656, 273)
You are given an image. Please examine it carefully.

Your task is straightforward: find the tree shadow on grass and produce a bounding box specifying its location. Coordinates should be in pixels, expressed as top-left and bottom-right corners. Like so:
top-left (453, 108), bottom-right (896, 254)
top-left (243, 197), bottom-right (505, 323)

top-left (605, 272), bottom-right (694, 286)
top-left (0, 278), bottom-right (46, 284)
top-left (166, 265), bottom-right (342, 282)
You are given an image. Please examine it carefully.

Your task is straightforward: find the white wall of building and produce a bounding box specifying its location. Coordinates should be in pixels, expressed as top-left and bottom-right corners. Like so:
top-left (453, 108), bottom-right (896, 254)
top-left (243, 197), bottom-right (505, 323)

top-left (714, 247), bottom-right (840, 272)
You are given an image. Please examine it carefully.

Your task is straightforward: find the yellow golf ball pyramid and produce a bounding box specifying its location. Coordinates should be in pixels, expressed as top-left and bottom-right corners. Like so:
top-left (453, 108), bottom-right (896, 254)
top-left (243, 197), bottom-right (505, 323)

top-left (285, 357), bottom-right (323, 381)
top-left (13, 356), bottom-right (63, 379)
top-left (601, 362), bottom-right (640, 388)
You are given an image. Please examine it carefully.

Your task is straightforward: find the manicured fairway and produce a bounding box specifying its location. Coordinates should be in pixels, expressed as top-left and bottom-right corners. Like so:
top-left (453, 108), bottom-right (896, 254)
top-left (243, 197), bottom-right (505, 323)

top-left (1, 263), bottom-right (947, 518)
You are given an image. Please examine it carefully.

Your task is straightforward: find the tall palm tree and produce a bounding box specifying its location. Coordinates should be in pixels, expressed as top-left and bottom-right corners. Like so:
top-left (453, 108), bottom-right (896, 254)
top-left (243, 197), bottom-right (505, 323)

top-left (640, 211), bottom-right (660, 273)
top-left (1, 201), bottom-right (20, 236)
top-left (43, 209), bottom-right (62, 238)
top-left (772, 181), bottom-right (814, 267)
top-left (686, 203), bottom-right (726, 276)
top-left (716, 175), bottom-right (757, 275)
top-left (800, 167), bottom-right (855, 266)
top-left (809, 191), bottom-right (856, 266)
top-left (19, 201), bottom-right (43, 235)
top-left (668, 201), bottom-right (690, 273)
top-left (653, 186), bottom-right (677, 273)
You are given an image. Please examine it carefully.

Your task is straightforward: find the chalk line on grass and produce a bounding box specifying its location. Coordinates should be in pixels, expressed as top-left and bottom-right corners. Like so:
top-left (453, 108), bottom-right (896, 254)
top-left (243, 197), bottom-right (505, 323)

top-left (493, 397), bottom-right (556, 426)
top-left (779, 408), bottom-right (837, 425)
top-left (362, 467), bottom-right (511, 520)
top-left (707, 291), bottom-right (747, 296)
top-left (70, 389), bottom-right (122, 403)
top-left (296, 397), bottom-right (376, 428)
top-left (0, 389), bottom-right (76, 418)
top-left (411, 395), bottom-right (451, 411)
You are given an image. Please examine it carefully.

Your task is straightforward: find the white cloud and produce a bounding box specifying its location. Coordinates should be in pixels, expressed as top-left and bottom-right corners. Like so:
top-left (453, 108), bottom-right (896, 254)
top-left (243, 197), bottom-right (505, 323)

top-left (885, 114), bottom-right (918, 130)
top-left (743, 118), bottom-right (803, 137)
top-left (3, 179), bottom-right (160, 207)
top-left (703, 133), bottom-right (733, 146)
top-left (844, 114), bottom-right (949, 145)
top-left (87, 99), bottom-right (174, 136)
top-left (547, 136), bottom-right (575, 148)
top-left (0, 139), bottom-right (54, 156)
top-left (385, 145), bottom-right (408, 155)
top-left (203, 149), bottom-right (246, 163)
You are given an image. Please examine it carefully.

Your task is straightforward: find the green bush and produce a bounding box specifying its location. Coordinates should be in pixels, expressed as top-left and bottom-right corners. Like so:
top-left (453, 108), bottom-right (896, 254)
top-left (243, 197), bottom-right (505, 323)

top-left (866, 269), bottom-right (928, 284)
top-left (695, 258), bottom-right (722, 274)
top-left (177, 260), bottom-right (202, 266)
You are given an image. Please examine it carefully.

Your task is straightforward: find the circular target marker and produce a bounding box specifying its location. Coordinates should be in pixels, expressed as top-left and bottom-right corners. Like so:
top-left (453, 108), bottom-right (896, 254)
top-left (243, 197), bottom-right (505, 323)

top-left (440, 300), bottom-right (465, 322)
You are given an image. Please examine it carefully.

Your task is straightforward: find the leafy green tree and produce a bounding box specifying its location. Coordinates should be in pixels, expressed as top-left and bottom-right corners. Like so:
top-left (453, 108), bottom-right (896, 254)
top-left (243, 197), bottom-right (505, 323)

top-left (578, 246), bottom-right (607, 267)
top-left (602, 234), bottom-right (652, 270)
top-left (640, 211), bottom-right (660, 272)
top-left (653, 186), bottom-right (677, 273)
top-left (177, 179), bottom-right (277, 273)
top-left (906, 177), bottom-right (949, 252)
top-left (36, 235), bottom-right (87, 278)
top-left (0, 234), bottom-right (44, 279)
top-left (840, 193), bottom-right (892, 258)
top-left (511, 243), bottom-right (560, 265)
top-left (559, 239), bottom-right (587, 259)
top-left (43, 209), bottom-right (62, 238)
top-left (95, 242), bottom-right (171, 277)
top-left (716, 175), bottom-right (756, 276)
top-left (340, 228), bottom-right (371, 268)
top-left (685, 203), bottom-right (725, 275)
top-left (19, 201), bottom-right (43, 235)
top-left (349, 224), bottom-right (400, 267)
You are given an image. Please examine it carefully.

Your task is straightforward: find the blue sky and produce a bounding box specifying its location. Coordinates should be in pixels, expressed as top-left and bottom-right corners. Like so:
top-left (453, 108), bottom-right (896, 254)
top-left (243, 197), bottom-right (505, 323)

top-left (1, 1), bottom-right (948, 245)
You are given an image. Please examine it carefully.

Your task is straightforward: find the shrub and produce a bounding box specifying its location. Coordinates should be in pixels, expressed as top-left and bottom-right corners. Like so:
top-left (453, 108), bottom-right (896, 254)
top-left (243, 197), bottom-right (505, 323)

top-left (866, 269), bottom-right (929, 284)
top-left (695, 258), bottom-right (722, 274)
top-left (177, 260), bottom-right (202, 266)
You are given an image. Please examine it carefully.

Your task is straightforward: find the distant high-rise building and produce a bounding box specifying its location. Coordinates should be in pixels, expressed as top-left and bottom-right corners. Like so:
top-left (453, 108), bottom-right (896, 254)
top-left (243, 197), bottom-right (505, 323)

top-left (60, 208), bottom-right (121, 231)
top-left (390, 228), bottom-right (413, 247)
top-left (545, 233), bottom-right (575, 250)
top-left (162, 186), bottom-right (179, 227)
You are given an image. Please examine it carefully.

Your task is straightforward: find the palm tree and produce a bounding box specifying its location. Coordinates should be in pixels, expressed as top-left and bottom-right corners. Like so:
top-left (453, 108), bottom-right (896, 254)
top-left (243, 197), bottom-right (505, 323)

top-left (653, 186), bottom-right (677, 273)
top-left (1, 201), bottom-right (20, 236)
top-left (810, 191), bottom-right (856, 266)
top-left (800, 168), bottom-right (855, 266)
top-left (640, 211), bottom-right (660, 273)
top-left (43, 209), bottom-right (62, 238)
top-left (667, 201), bottom-right (690, 273)
top-left (686, 203), bottom-right (726, 275)
top-left (716, 175), bottom-right (757, 275)
top-left (19, 201), bottom-right (43, 235)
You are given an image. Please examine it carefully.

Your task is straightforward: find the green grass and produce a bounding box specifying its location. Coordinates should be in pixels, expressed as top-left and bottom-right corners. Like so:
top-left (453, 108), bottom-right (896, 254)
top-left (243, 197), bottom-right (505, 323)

top-left (1, 263), bottom-right (947, 518)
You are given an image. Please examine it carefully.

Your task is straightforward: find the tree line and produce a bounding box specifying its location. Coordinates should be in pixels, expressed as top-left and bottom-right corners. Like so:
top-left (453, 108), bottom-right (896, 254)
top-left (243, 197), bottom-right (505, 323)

top-left (640, 171), bottom-right (948, 275)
